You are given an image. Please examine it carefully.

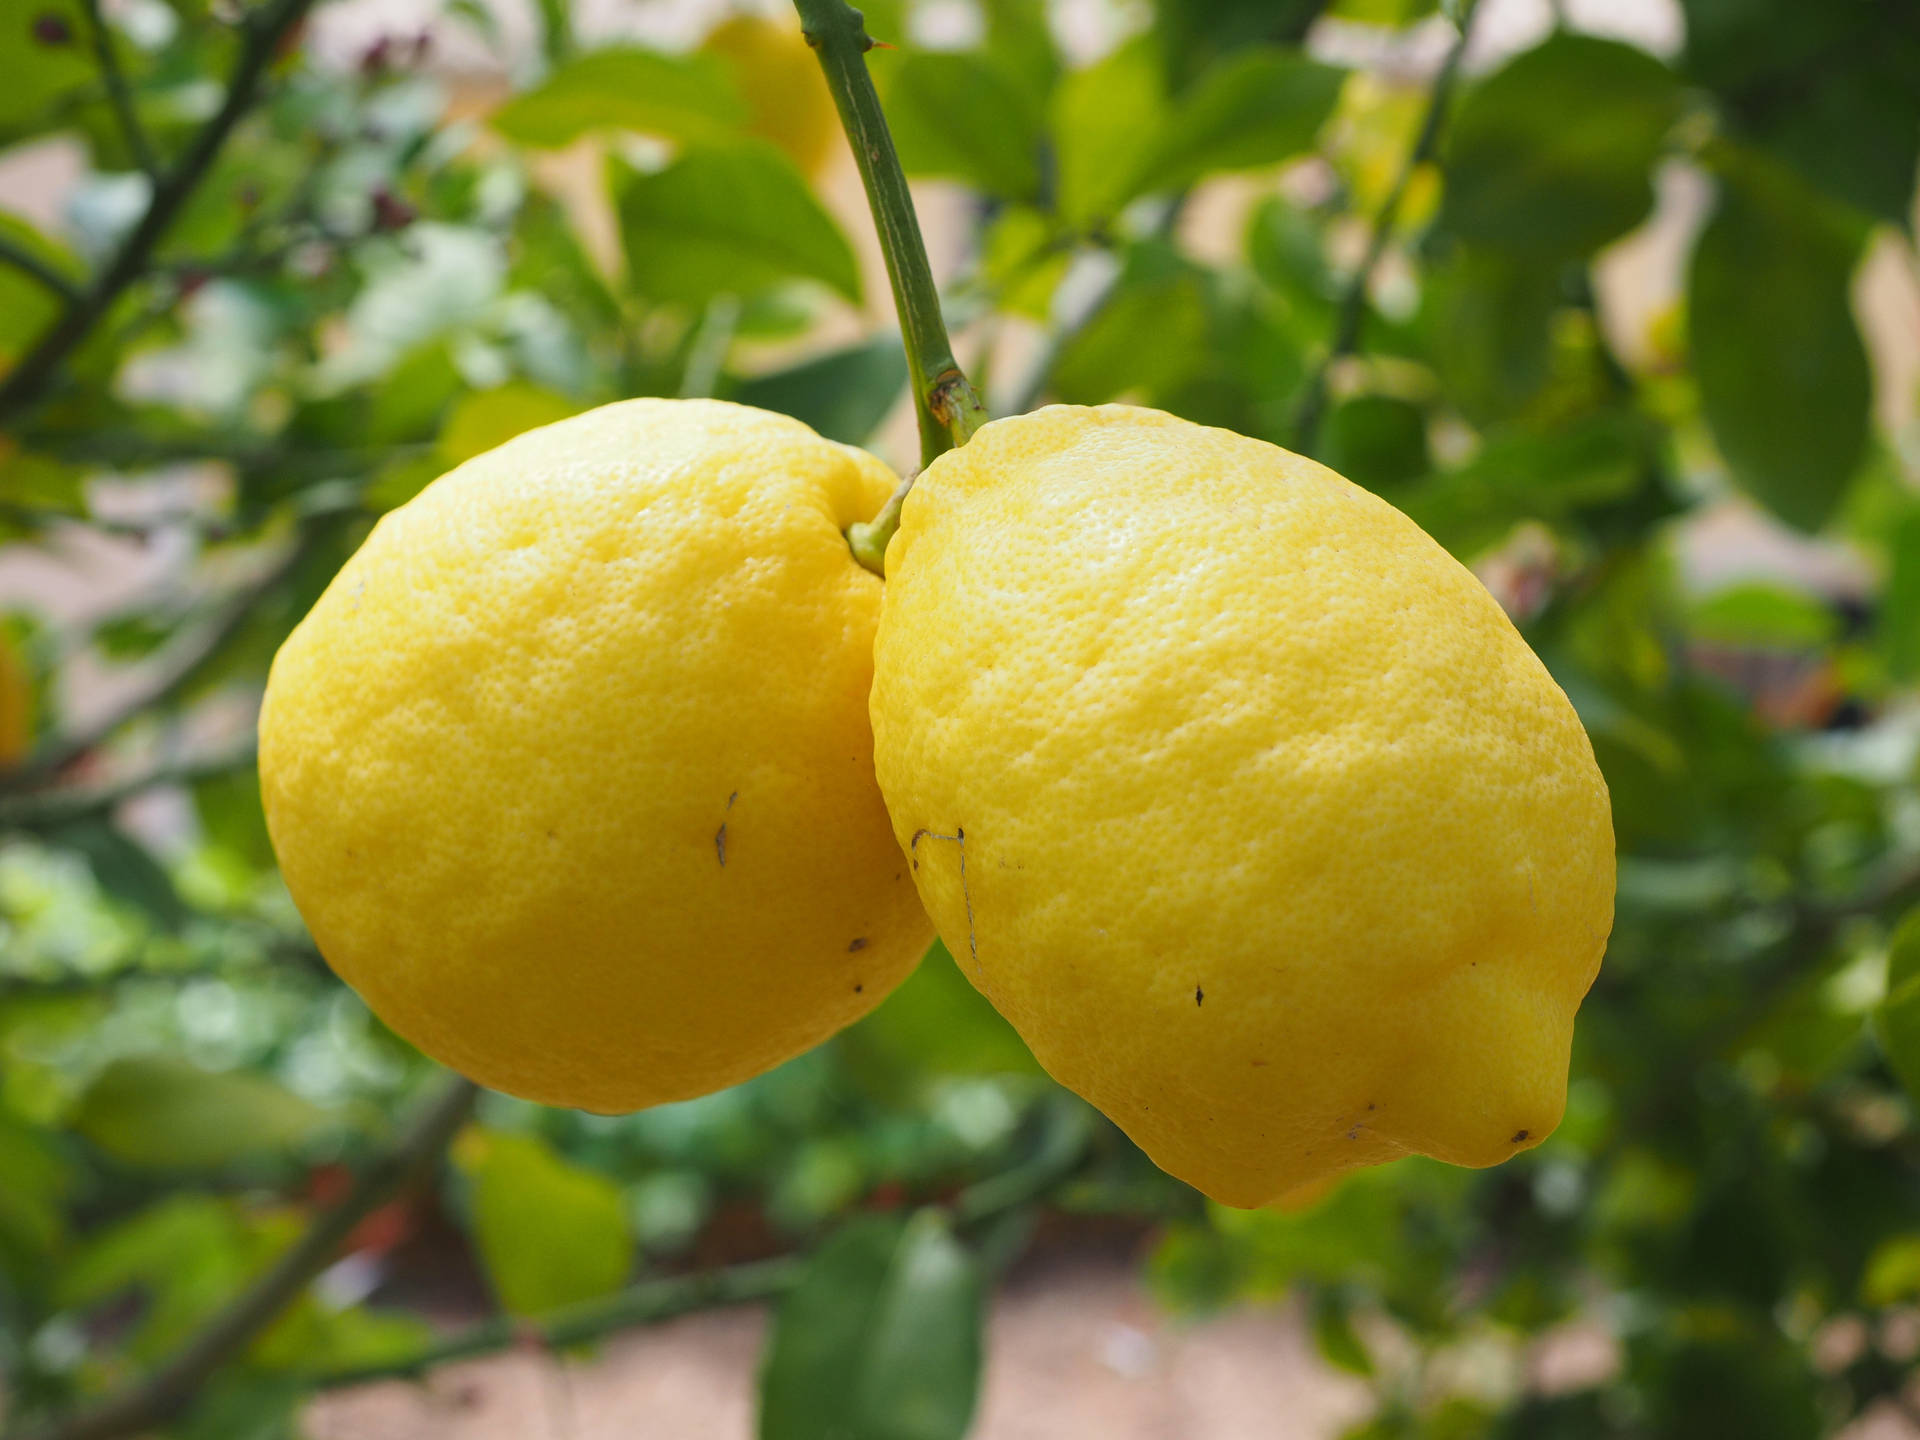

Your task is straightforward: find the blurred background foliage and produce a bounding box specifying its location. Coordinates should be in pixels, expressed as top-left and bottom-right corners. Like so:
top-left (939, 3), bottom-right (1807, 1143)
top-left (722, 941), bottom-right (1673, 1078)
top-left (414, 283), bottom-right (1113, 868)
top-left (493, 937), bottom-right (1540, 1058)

top-left (0, 0), bottom-right (1918, 1436)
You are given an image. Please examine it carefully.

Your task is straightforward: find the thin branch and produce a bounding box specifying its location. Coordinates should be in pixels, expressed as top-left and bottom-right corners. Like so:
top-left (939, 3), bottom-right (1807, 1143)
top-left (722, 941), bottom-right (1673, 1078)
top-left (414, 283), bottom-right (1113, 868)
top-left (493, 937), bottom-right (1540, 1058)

top-left (80, 0), bottom-right (160, 179)
top-left (0, 529), bottom-right (318, 794)
top-left (0, 235), bottom-right (83, 306)
top-left (310, 1256), bottom-right (802, 1392)
top-left (8, 1076), bottom-right (479, 1440)
top-left (0, 736), bottom-right (257, 830)
top-left (310, 1098), bottom-right (1096, 1393)
top-left (0, 0), bottom-right (316, 426)
top-left (1292, 0), bottom-right (1481, 453)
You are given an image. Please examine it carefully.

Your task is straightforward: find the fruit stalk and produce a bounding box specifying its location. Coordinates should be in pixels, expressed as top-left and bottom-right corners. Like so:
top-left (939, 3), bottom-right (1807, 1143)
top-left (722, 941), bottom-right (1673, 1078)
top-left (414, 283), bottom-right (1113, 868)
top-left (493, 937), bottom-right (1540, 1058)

top-left (791, 0), bottom-right (987, 569)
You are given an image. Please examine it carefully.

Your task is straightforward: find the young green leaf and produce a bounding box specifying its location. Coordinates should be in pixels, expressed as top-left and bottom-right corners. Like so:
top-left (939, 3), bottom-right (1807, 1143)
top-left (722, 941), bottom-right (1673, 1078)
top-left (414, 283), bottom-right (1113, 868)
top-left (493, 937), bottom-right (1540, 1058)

top-left (617, 142), bottom-right (863, 306)
top-left (1442, 34), bottom-right (1683, 258)
top-left (73, 1057), bottom-right (335, 1170)
top-left (490, 48), bottom-right (746, 148)
top-left (453, 1128), bottom-right (634, 1317)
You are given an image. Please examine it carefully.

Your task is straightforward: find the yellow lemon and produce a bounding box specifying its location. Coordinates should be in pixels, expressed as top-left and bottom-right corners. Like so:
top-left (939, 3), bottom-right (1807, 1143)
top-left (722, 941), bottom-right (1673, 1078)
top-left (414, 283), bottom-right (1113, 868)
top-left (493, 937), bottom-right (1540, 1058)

top-left (869, 405), bottom-right (1614, 1208)
top-left (260, 398), bottom-right (930, 1112)
top-left (704, 14), bottom-right (841, 177)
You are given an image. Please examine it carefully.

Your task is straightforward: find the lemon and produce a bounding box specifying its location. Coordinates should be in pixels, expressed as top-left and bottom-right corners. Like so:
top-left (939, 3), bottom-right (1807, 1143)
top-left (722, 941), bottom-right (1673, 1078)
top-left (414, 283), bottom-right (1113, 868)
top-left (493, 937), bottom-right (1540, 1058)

top-left (260, 398), bottom-right (930, 1112)
top-left (704, 14), bottom-right (841, 177)
top-left (869, 405), bottom-right (1614, 1208)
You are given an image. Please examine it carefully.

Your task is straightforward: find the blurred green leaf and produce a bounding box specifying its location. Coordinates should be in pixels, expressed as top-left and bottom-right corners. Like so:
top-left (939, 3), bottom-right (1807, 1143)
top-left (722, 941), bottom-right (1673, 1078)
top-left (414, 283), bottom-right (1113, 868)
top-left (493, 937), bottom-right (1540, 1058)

top-left (854, 1211), bottom-right (984, 1440)
top-left (52, 819), bottom-right (187, 928)
top-left (1882, 506), bottom-right (1920, 681)
top-left (1689, 153), bottom-right (1870, 532)
top-left (1152, 0), bottom-right (1328, 90)
top-left (0, 1113), bottom-right (69, 1271)
top-left (1680, 0), bottom-right (1920, 223)
top-left (0, 0), bottom-right (93, 144)
top-left (1051, 246), bottom-right (1209, 403)
top-left (760, 1210), bottom-right (983, 1440)
top-left (0, 213), bottom-right (82, 369)
top-left (618, 142), bottom-right (862, 306)
top-left (880, 50), bottom-right (1042, 201)
top-left (1319, 395), bottom-right (1430, 494)
top-left (1687, 583), bottom-right (1838, 649)
top-left (982, 0), bottom-right (1060, 102)
top-left (847, 939), bottom-right (1042, 1084)
top-left (73, 1056), bottom-right (335, 1169)
top-left (61, 1194), bottom-right (272, 1360)
top-left (490, 48), bottom-right (747, 148)
top-left (454, 1127), bottom-right (633, 1317)
top-left (733, 336), bottom-right (908, 446)
top-left (1050, 39), bottom-right (1167, 231)
top-left (1424, 244), bottom-right (1557, 425)
top-left (1442, 34), bottom-right (1683, 258)
top-left (1311, 1291), bottom-right (1375, 1375)
top-left (438, 383), bottom-right (583, 465)
top-left (1873, 908), bottom-right (1920, 1107)
top-left (1140, 48), bottom-right (1343, 195)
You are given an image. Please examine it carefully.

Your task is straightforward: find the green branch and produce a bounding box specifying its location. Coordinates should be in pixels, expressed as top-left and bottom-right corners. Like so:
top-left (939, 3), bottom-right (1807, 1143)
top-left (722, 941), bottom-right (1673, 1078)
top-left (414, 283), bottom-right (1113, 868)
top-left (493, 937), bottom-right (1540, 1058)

top-left (79, 0), bottom-right (160, 179)
top-left (305, 1098), bottom-right (1095, 1394)
top-left (0, 526), bottom-right (321, 794)
top-left (6, 1078), bottom-right (479, 1440)
top-left (0, 235), bottom-right (83, 305)
top-left (0, 0), bottom-right (315, 426)
top-left (0, 737), bottom-right (258, 831)
top-left (1292, 0), bottom-right (1480, 453)
top-left (791, 0), bottom-right (987, 571)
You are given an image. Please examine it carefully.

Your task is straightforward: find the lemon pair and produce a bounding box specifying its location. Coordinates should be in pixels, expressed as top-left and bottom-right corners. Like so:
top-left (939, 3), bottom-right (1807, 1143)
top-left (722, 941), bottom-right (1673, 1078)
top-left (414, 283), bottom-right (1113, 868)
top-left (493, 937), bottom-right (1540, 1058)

top-left (259, 398), bottom-right (1612, 1206)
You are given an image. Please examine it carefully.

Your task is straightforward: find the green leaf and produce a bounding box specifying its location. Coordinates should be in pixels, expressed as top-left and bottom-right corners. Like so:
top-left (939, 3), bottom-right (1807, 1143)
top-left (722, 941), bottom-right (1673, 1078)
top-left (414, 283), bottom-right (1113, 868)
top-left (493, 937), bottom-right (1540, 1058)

top-left (1310, 1291), bottom-right (1375, 1376)
top-left (981, 0), bottom-right (1059, 102)
top-left (853, 1212), bottom-right (984, 1440)
top-left (733, 336), bottom-right (908, 445)
top-left (73, 1057), bottom-right (335, 1170)
top-left (1874, 908), bottom-right (1920, 1107)
top-left (0, 1114), bottom-right (69, 1272)
top-left (1864, 1233), bottom-right (1920, 1306)
top-left (1051, 245), bottom-right (1209, 404)
top-left (618, 142), bottom-right (862, 305)
top-left (453, 1128), bottom-right (634, 1317)
top-left (1152, 0), bottom-right (1328, 90)
top-left (1140, 48), bottom-right (1343, 194)
top-left (52, 819), bottom-right (186, 928)
top-left (1680, 0), bottom-right (1920, 223)
top-left (1687, 583), bottom-right (1838, 649)
top-left (760, 1216), bottom-right (899, 1440)
top-left (846, 938), bottom-right (1043, 1084)
top-left (759, 1211), bottom-right (984, 1440)
top-left (879, 50), bottom-right (1042, 201)
top-left (1424, 244), bottom-right (1557, 425)
top-left (1884, 507), bottom-right (1920, 682)
top-left (1442, 34), bottom-right (1683, 258)
top-left (1050, 38), bottom-right (1168, 231)
top-left (0, 0), bottom-right (94, 144)
top-left (0, 213), bottom-right (80, 366)
top-left (1688, 153), bottom-right (1870, 532)
top-left (490, 48), bottom-right (747, 148)
top-left (438, 383), bottom-right (584, 466)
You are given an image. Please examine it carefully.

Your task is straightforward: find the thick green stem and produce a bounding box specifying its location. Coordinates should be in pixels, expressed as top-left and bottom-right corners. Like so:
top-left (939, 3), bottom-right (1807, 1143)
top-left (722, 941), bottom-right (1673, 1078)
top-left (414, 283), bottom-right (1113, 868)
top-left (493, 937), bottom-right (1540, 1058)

top-left (792, 0), bottom-right (986, 572)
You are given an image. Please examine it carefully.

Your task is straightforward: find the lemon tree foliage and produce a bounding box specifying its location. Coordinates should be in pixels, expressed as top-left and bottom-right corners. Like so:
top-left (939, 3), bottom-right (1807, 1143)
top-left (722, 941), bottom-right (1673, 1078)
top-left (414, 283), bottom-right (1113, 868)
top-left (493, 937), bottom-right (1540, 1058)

top-left (0, 1), bottom-right (1914, 1439)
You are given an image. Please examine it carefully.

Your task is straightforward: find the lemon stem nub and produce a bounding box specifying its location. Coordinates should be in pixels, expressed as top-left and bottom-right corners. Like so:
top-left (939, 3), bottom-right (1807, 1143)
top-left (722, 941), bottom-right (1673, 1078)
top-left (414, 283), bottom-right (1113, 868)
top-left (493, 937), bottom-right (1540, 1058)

top-left (848, 472), bottom-right (912, 576)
